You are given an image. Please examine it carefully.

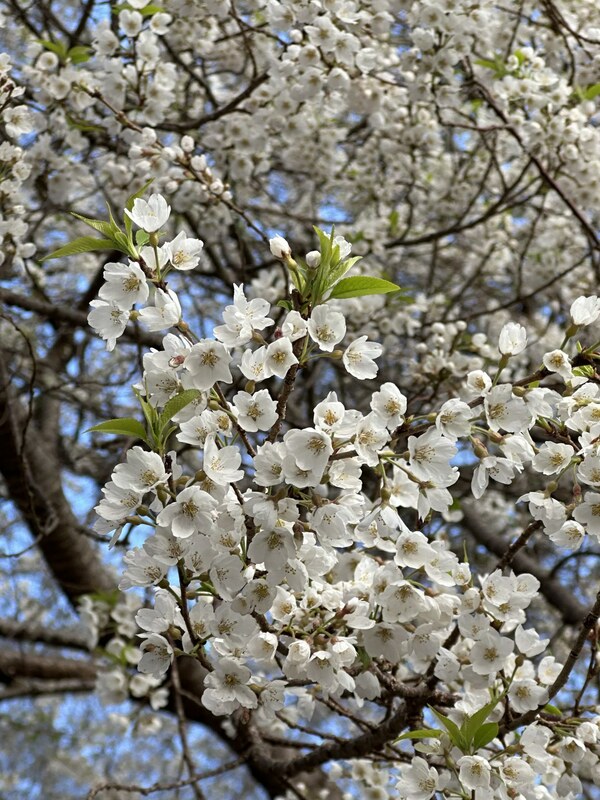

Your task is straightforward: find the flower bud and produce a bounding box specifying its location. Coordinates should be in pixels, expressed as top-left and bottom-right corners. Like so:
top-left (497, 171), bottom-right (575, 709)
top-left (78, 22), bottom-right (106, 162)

top-left (269, 235), bottom-right (291, 260)
top-left (306, 250), bottom-right (321, 268)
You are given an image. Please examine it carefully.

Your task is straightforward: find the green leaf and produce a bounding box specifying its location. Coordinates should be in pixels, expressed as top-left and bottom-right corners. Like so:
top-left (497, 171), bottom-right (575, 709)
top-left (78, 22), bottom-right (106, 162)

top-left (573, 365), bottom-right (595, 378)
top-left (135, 230), bottom-right (150, 247)
top-left (461, 697), bottom-right (502, 745)
top-left (112, 230), bottom-right (136, 257)
top-left (113, 2), bottom-right (164, 14)
top-left (159, 389), bottom-right (201, 431)
top-left (327, 255), bottom-right (362, 287)
top-left (42, 236), bottom-right (116, 261)
top-left (543, 704), bottom-right (562, 717)
top-left (471, 722), bottom-right (499, 752)
top-left (71, 212), bottom-right (115, 238)
top-left (582, 83), bottom-right (600, 101)
top-left (134, 390), bottom-right (160, 442)
top-left (37, 38), bottom-right (68, 61)
top-left (328, 276), bottom-right (401, 300)
top-left (67, 45), bottom-right (92, 64)
top-left (395, 728), bottom-right (442, 742)
top-left (276, 299), bottom-right (293, 311)
top-left (428, 707), bottom-right (467, 751)
top-left (86, 418), bottom-right (147, 440)
top-left (314, 226), bottom-right (333, 269)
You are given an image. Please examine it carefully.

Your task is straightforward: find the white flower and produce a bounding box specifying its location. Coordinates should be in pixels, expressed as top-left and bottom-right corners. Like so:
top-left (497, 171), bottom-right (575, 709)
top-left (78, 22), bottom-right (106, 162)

top-left (363, 623), bottom-right (408, 663)
top-left (281, 310), bottom-right (308, 341)
top-left (247, 526), bottom-right (296, 570)
top-left (88, 299), bottom-right (129, 351)
top-left (240, 346), bottom-right (268, 382)
top-left (284, 427), bottom-right (333, 473)
top-left (136, 589), bottom-right (183, 633)
top-left (458, 756), bottom-right (491, 791)
top-left (548, 520), bottom-right (585, 550)
top-left (264, 338), bottom-right (298, 378)
top-left (138, 288), bottom-right (181, 331)
top-left (508, 679), bottom-right (548, 713)
top-left (408, 428), bottom-right (457, 482)
top-left (484, 384), bottom-right (530, 433)
top-left (531, 442), bottom-right (574, 475)
top-left (465, 369), bottom-right (492, 398)
top-left (543, 349), bottom-right (573, 381)
top-left (570, 295), bottom-right (600, 326)
top-left (215, 285), bottom-right (273, 345)
top-left (370, 382), bottom-right (407, 428)
top-left (573, 491), bottom-right (600, 537)
top-left (343, 336), bottom-right (383, 379)
top-left (112, 447), bottom-right (170, 493)
top-left (307, 305), bottom-right (346, 352)
top-left (253, 442), bottom-right (286, 487)
top-left (203, 434), bottom-right (243, 484)
top-left (499, 757), bottom-right (535, 789)
top-left (125, 193), bottom-right (171, 232)
top-left (166, 231), bottom-right (204, 271)
top-left (156, 486), bottom-right (218, 538)
top-left (577, 455), bottom-right (600, 486)
top-left (232, 389), bottom-right (278, 432)
top-left (435, 398), bottom-right (472, 440)
top-left (354, 412), bottom-right (389, 466)
top-left (184, 340), bottom-right (232, 390)
top-left (470, 630), bottom-right (513, 675)
top-left (95, 481), bottom-right (143, 523)
top-left (98, 261), bottom-right (149, 309)
top-left (202, 658), bottom-right (257, 715)
top-left (138, 633), bottom-right (173, 675)
top-left (498, 322), bottom-right (527, 355)
top-left (269, 235), bottom-right (291, 260)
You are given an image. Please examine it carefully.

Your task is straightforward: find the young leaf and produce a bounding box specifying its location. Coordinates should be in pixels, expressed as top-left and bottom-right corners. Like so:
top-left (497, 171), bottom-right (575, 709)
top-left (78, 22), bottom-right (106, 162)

top-left (327, 255), bottom-right (362, 287)
top-left (67, 45), bottom-right (92, 64)
top-left (428, 707), bottom-right (467, 751)
top-left (158, 389), bottom-right (201, 431)
top-left (86, 418), bottom-right (147, 440)
top-left (460, 696), bottom-right (503, 745)
top-left (37, 39), bottom-right (68, 61)
top-left (543, 704), bottom-right (562, 717)
top-left (328, 276), bottom-right (400, 300)
top-left (395, 728), bottom-right (442, 742)
top-left (136, 230), bottom-right (150, 247)
top-left (471, 722), bottom-right (499, 752)
top-left (112, 230), bottom-right (136, 257)
top-left (70, 212), bottom-right (115, 238)
top-left (42, 237), bottom-right (116, 261)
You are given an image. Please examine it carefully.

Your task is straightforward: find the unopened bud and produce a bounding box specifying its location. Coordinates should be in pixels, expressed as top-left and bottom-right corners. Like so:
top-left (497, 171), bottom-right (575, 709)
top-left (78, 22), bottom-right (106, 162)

top-left (472, 438), bottom-right (489, 459)
top-left (306, 250), bottom-right (321, 269)
top-left (269, 235), bottom-right (291, 260)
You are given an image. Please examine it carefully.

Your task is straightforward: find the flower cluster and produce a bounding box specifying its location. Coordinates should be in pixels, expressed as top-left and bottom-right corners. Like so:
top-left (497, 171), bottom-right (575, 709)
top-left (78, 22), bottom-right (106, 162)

top-left (82, 193), bottom-right (600, 799)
